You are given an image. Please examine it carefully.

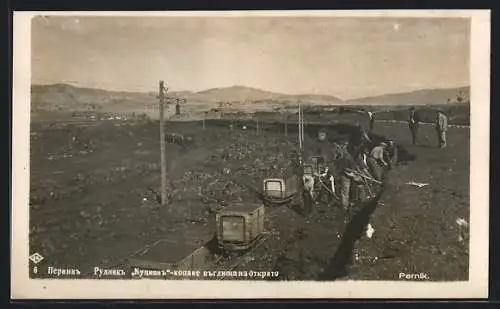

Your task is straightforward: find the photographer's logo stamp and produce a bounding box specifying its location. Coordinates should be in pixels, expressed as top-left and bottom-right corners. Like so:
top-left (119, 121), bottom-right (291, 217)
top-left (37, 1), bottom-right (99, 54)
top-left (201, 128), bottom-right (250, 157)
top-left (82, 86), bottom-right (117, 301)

top-left (29, 253), bottom-right (44, 264)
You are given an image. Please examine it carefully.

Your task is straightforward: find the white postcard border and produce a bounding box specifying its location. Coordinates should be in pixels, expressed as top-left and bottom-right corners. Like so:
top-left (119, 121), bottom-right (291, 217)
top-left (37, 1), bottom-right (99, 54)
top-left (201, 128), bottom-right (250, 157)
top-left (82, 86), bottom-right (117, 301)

top-left (11, 9), bottom-right (491, 299)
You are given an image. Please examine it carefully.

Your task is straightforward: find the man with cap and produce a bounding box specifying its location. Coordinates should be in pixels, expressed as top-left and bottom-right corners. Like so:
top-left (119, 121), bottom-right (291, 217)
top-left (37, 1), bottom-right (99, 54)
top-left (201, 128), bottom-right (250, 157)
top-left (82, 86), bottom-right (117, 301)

top-left (435, 109), bottom-right (448, 148)
top-left (312, 128), bottom-right (357, 213)
top-left (408, 107), bottom-right (420, 145)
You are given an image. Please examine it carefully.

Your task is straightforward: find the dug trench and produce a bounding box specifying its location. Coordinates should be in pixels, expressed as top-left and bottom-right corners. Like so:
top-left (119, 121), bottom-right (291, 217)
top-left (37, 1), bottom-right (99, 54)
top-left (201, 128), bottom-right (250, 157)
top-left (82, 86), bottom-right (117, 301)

top-left (225, 120), bottom-right (416, 281)
top-left (197, 121), bottom-right (411, 280)
top-left (29, 117), bottom-right (469, 281)
top-left (234, 120), bottom-right (468, 281)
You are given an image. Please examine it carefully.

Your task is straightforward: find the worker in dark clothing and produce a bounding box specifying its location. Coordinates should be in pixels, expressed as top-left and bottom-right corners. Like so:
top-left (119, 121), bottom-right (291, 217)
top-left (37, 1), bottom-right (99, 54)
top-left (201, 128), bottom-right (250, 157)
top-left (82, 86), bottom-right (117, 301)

top-left (337, 150), bottom-right (359, 211)
top-left (408, 107), bottom-right (420, 145)
top-left (348, 124), bottom-right (371, 156)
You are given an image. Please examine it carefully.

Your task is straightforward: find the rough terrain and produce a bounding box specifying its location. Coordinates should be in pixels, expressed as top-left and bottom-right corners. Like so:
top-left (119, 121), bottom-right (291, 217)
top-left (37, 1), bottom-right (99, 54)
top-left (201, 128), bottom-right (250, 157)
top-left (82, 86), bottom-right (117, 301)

top-left (29, 112), bottom-right (470, 281)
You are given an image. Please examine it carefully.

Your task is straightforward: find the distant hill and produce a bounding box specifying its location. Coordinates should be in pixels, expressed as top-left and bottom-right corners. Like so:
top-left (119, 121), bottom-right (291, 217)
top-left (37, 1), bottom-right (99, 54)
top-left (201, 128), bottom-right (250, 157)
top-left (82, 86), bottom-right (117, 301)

top-left (195, 85), bottom-right (279, 102)
top-left (30, 83), bottom-right (344, 112)
top-left (190, 85), bottom-right (344, 104)
top-left (30, 83), bottom-right (470, 113)
top-left (346, 86), bottom-right (470, 106)
top-left (31, 83), bottom-right (156, 111)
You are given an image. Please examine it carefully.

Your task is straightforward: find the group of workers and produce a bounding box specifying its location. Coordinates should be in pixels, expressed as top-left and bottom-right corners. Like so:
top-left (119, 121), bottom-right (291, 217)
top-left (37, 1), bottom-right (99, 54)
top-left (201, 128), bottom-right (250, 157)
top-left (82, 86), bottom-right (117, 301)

top-left (310, 125), bottom-right (397, 212)
top-left (301, 105), bottom-right (451, 216)
top-left (337, 106), bottom-right (450, 210)
top-left (366, 106), bottom-right (449, 148)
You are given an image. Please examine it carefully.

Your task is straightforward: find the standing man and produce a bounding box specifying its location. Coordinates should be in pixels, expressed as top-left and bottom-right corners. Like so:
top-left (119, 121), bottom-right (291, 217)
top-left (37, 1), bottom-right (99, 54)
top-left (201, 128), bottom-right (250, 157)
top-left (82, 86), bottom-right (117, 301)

top-left (367, 110), bottom-right (375, 132)
top-left (336, 148), bottom-right (360, 221)
top-left (175, 102), bottom-right (181, 115)
top-left (435, 110), bottom-right (448, 148)
top-left (408, 107), bottom-right (420, 145)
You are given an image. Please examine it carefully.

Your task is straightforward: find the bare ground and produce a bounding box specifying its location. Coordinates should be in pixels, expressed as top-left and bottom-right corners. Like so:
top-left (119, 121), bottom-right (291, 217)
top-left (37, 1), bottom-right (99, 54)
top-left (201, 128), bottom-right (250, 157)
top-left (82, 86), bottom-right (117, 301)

top-left (29, 117), bottom-right (469, 281)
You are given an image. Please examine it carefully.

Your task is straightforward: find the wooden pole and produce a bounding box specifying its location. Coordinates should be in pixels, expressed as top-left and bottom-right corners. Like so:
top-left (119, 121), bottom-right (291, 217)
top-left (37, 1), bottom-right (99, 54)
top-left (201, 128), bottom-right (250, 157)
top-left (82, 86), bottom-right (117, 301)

top-left (299, 106), bottom-right (302, 142)
top-left (285, 122), bottom-right (288, 137)
top-left (159, 80), bottom-right (167, 205)
top-left (301, 107), bottom-right (305, 142)
top-left (298, 104), bottom-right (302, 150)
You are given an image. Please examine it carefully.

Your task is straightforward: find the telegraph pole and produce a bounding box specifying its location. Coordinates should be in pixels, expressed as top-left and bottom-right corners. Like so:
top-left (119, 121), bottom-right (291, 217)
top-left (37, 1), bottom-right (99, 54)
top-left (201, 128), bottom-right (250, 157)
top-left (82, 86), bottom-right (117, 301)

top-left (301, 106), bottom-right (305, 143)
top-left (298, 103), bottom-right (302, 150)
top-left (159, 80), bottom-right (167, 205)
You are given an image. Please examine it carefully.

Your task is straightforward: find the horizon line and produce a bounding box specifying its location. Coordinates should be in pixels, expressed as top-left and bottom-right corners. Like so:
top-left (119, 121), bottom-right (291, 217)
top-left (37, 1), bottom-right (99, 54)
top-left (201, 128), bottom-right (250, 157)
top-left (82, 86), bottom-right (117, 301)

top-left (31, 82), bottom-right (471, 102)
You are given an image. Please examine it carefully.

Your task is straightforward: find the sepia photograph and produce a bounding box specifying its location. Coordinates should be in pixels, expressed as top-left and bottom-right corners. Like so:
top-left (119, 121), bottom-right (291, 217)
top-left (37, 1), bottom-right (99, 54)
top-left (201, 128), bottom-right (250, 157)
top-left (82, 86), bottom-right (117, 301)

top-left (11, 10), bottom-right (490, 299)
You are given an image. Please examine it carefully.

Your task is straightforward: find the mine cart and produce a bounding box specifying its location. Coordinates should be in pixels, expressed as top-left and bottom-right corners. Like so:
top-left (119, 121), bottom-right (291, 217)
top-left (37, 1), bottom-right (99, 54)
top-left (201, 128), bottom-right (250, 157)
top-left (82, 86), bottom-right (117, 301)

top-left (262, 177), bottom-right (301, 205)
top-left (215, 203), bottom-right (266, 252)
top-left (261, 155), bottom-right (336, 211)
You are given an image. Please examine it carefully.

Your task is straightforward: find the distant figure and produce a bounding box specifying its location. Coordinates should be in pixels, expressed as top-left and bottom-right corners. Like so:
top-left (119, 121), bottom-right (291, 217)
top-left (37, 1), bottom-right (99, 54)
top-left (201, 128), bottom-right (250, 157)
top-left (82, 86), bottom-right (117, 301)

top-left (408, 107), bottom-right (420, 145)
top-left (312, 129), bottom-right (330, 165)
top-left (175, 103), bottom-right (181, 115)
top-left (317, 128), bottom-right (327, 143)
top-left (367, 111), bottom-right (375, 132)
top-left (435, 110), bottom-right (448, 148)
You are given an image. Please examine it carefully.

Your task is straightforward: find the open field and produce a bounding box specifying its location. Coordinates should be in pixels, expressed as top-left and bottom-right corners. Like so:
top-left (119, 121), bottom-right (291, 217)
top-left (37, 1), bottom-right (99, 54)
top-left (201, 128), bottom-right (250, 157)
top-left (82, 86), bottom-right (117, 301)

top-left (29, 109), bottom-right (470, 281)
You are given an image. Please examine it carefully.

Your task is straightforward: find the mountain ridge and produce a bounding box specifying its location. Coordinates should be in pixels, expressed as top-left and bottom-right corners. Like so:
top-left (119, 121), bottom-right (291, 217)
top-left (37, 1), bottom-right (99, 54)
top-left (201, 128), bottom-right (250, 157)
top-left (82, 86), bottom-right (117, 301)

top-left (30, 83), bottom-right (470, 112)
top-left (346, 86), bottom-right (470, 105)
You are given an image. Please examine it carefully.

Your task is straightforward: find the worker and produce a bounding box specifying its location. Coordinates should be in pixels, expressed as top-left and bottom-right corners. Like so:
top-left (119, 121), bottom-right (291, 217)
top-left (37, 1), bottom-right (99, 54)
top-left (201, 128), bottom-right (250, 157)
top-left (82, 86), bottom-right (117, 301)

top-left (367, 110), bottom-right (375, 132)
top-left (408, 107), bottom-right (420, 145)
top-left (367, 142), bottom-right (389, 181)
top-left (435, 110), bottom-right (448, 148)
top-left (175, 102), bottom-right (181, 115)
top-left (385, 140), bottom-right (399, 169)
top-left (317, 128), bottom-right (327, 143)
top-left (348, 123), bottom-right (371, 156)
top-left (355, 145), bottom-right (372, 178)
top-left (314, 128), bottom-right (337, 201)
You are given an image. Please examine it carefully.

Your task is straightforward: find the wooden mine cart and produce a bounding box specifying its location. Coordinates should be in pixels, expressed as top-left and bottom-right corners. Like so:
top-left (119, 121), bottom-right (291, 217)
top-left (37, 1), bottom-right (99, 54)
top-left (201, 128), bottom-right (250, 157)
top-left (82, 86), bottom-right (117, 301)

top-left (262, 177), bottom-right (301, 200)
top-left (215, 203), bottom-right (266, 252)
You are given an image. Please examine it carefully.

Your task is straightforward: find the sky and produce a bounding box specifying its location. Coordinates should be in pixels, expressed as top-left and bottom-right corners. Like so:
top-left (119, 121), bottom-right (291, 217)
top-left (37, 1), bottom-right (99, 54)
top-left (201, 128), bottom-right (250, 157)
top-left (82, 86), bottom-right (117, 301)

top-left (31, 15), bottom-right (470, 100)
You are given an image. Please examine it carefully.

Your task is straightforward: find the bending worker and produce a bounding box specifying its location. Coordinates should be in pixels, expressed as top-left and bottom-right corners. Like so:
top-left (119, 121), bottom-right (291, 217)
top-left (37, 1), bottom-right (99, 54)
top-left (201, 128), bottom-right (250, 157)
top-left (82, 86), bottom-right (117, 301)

top-left (367, 142), bottom-right (389, 181)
